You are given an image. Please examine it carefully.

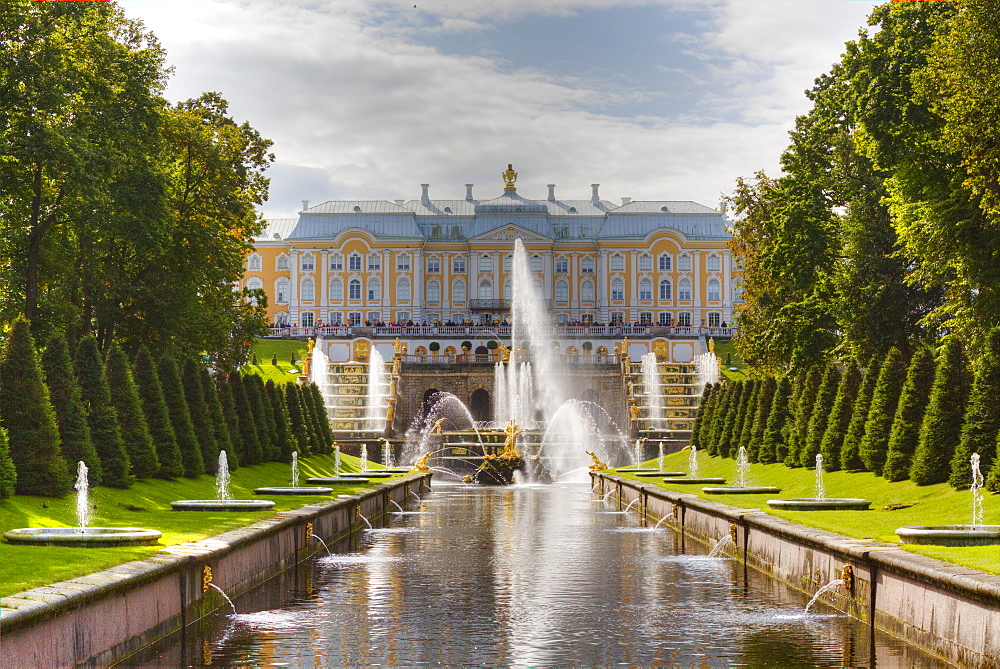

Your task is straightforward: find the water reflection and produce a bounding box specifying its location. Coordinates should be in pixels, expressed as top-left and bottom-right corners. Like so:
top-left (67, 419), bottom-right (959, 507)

top-left (135, 481), bottom-right (937, 666)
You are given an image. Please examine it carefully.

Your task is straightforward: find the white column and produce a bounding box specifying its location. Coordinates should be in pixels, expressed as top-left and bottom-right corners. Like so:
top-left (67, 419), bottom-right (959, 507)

top-left (320, 250), bottom-right (328, 312)
top-left (629, 250), bottom-right (638, 312)
top-left (289, 249), bottom-right (299, 322)
top-left (494, 251), bottom-right (501, 302)
top-left (693, 250), bottom-right (702, 324)
top-left (598, 249), bottom-right (609, 321)
top-left (382, 250), bottom-right (390, 320)
top-left (571, 252), bottom-right (580, 310)
top-left (414, 249), bottom-right (424, 319)
top-left (543, 250), bottom-right (554, 298)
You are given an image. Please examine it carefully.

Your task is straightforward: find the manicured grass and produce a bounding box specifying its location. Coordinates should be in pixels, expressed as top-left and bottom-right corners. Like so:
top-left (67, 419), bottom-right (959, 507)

top-left (244, 338), bottom-right (310, 385)
top-left (712, 339), bottom-right (747, 381)
top-left (616, 449), bottom-right (1000, 575)
top-left (0, 453), bottom-right (401, 598)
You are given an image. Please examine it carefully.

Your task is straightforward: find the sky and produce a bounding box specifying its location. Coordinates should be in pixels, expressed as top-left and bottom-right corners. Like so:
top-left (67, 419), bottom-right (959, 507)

top-left (119, 0), bottom-right (883, 218)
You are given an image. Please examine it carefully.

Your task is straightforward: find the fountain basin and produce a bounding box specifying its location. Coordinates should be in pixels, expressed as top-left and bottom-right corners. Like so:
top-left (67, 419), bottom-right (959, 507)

top-left (767, 498), bottom-right (871, 511)
top-left (342, 472), bottom-right (394, 479)
top-left (662, 477), bottom-right (727, 485)
top-left (378, 468), bottom-right (412, 474)
top-left (3, 527), bottom-right (162, 547)
top-left (307, 477), bottom-right (370, 485)
top-left (253, 487), bottom-right (334, 495)
top-left (170, 500), bottom-right (275, 512)
top-left (616, 468), bottom-right (658, 473)
top-left (895, 525), bottom-right (1000, 546)
top-left (633, 471), bottom-right (686, 478)
top-left (703, 486), bottom-right (782, 495)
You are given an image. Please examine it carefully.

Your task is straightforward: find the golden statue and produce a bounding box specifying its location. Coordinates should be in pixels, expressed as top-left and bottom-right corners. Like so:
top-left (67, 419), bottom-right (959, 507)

top-left (431, 417), bottom-right (447, 434)
top-left (385, 400), bottom-right (395, 424)
top-left (389, 379), bottom-right (397, 397)
top-left (626, 378), bottom-right (634, 397)
top-left (414, 452), bottom-right (432, 472)
top-left (497, 343), bottom-right (510, 362)
top-left (586, 451), bottom-right (608, 471)
top-left (502, 163), bottom-right (518, 191)
top-left (501, 419), bottom-right (522, 458)
top-left (708, 337), bottom-right (715, 354)
top-left (393, 337), bottom-right (403, 355)
top-left (392, 357), bottom-right (401, 375)
top-left (630, 403), bottom-right (641, 421)
top-left (303, 338), bottom-right (315, 377)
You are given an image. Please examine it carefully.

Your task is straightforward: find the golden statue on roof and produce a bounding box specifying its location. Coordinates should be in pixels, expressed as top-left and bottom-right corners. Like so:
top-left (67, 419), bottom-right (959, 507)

top-left (502, 163), bottom-right (517, 191)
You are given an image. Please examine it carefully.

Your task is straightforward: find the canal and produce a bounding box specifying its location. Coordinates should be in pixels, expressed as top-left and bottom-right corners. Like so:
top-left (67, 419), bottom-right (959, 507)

top-left (134, 481), bottom-right (938, 666)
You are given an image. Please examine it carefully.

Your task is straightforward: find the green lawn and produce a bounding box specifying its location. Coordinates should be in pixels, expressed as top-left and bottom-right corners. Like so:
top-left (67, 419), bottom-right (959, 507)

top-left (0, 452), bottom-right (401, 598)
top-left (617, 449), bottom-right (1000, 575)
top-left (244, 338), bottom-right (311, 385)
top-left (712, 339), bottom-right (748, 381)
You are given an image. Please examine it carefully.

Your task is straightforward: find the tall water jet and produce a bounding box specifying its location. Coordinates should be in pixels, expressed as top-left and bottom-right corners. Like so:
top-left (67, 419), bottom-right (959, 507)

top-left (689, 445), bottom-right (700, 477)
top-left (658, 441), bottom-right (665, 471)
top-left (216, 451), bottom-right (232, 502)
top-left (311, 337), bottom-right (333, 414)
top-left (735, 446), bottom-right (751, 488)
top-left (640, 352), bottom-right (663, 423)
top-left (702, 446), bottom-right (780, 494)
top-left (291, 451), bottom-right (300, 488)
top-left (75, 461), bottom-right (91, 531)
top-left (383, 440), bottom-right (394, 469)
top-left (814, 454), bottom-right (826, 499)
top-left (972, 453), bottom-right (985, 526)
top-left (365, 348), bottom-right (389, 432)
top-left (360, 443), bottom-right (369, 472)
top-left (694, 351), bottom-right (720, 395)
top-left (334, 444), bottom-right (342, 476)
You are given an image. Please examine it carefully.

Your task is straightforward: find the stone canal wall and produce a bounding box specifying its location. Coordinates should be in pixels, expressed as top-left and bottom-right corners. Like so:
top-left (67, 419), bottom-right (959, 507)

top-left (594, 473), bottom-right (1000, 668)
top-left (0, 474), bottom-right (431, 667)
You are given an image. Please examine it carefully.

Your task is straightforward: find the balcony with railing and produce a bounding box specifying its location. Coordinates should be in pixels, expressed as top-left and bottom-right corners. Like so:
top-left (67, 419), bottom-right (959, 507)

top-left (265, 324), bottom-right (739, 339)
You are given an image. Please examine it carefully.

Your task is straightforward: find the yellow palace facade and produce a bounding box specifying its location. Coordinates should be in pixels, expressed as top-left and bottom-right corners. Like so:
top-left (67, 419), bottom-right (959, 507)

top-left (244, 167), bottom-right (737, 330)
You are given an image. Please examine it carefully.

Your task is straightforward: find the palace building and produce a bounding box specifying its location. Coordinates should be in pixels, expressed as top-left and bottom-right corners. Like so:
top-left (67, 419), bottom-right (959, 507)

top-left (245, 166), bottom-right (738, 330)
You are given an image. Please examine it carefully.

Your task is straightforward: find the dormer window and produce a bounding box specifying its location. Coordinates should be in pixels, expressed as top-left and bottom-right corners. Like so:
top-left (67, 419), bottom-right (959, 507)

top-left (661, 206), bottom-right (669, 212)
top-left (353, 205), bottom-right (362, 213)
top-left (444, 206), bottom-right (452, 214)
top-left (569, 207), bottom-right (577, 213)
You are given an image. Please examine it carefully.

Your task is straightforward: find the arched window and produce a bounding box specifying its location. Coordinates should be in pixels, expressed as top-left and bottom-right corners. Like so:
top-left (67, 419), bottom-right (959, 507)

top-left (328, 311), bottom-right (343, 325)
top-left (555, 279), bottom-right (569, 303)
top-left (708, 312), bottom-right (721, 327)
top-left (659, 279), bottom-right (672, 301)
top-left (611, 278), bottom-right (624, 301)
top-left (581, 279), bottom-right (595, 303)
top-left (658, 312), bottom-right (672, 326)
top-left (678, 254), bottom-right (692, 272)
top-left (555, 257), bottom-right (569, 274)
top-left (276, 254), bottom-right (290, 271)
top-left (478, 279), bottom-right (492, 300)
top-left (367, 278), bottom-right (380, 301)
top-left (247, 254), bottom-right (262, 271)
top-left (610, 253), bottom-right (624, 271)
top-left (276, 279), bottom-right (289, 303)
top-left (427, 279), bottom-right (440, 303)
top-left (247, 276), bottom-right (263, 291)
top-left (300, 311), bottom-right (314, 327)
top-left (638, 254), bottom-right (652, 272)
top-left (452, 278), bottom-right (466, 304)
top-left (679, 278), bottom-right (692, 301)
top-left (639, 278), bottom-right (652, 301)
top-left (707, 279), bottom-right (721, 302)
top-left (349, 253), bottom-right (362, 271)
top-left (329, 278), bottom-right (343, 302)
top-left (677, 311), bottom-right (692, 326)
top-left (349, 279), bottom-right (361, 301)
top-left (329, 252), bottom-right (343, 271)
top-left (301, 253), bottom-right (315, 272)
top-left (658, 253), bottom-right (671, 271)
top-left (300, 278), bottom-right (315, 302)
top-left (397, 277), bottom-right (411, 302)
top-left (707, 254), bottom-right (721, 272)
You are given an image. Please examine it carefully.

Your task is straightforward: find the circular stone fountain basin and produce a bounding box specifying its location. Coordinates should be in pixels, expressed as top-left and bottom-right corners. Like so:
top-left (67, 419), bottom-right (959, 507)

top-left (252, 487), bottom-right (334, 495)
top-left (3, 527), bottom-right (162, 547)
top-left (340, 472), bottom-right (394, 479)
top-left (703, 486), bottom-right (782, 495)
top-left (895, 525), bottom-right (1000, 546)
top-left (616, 468), bottom-right (659, 473)
top-left (662, 477), bottom-right (727, 485)
top-left (378, 468), bottom-right (412, 474)
top-left (767, 498), bottom-right (871, 511)
top-left (307, 477), bottom-right (370, 485)
top-left (170, 500), bottom-right (275, 512)
top-left (634, 471), bottom-right (686, 478)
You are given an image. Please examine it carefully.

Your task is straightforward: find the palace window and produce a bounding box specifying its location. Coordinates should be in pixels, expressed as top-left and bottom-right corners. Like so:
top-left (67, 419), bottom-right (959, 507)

top-left (368, 253), bottom-right (381, 271)
top-left (349, 279), bottom-right (361, 301)
top-left (610, 253), bottom-right (624, 271)
top-left (556, 257), bottom-right (568, 274)
top-left (453, 256), bottom-right (466, 274)
top-left (247, 254), bottom-right (262, 271)
top-left (427, 279), bottom-right (441, 303)
top-left (503, 279), bottom-right (512, 298)
top-left (329, 278), bottom-right (343, 302)
top-left (348, 311), bottom-right (362, 325)
top-left (276, 279), bottom-right (289, 304)
top-left (247, 276), bottom-right (263, 291)
top-left (301, 253), bottom-right (315, 271)
top-left (658, 254), bottom-right (671, 271)
top-left (658, 312), bottom-right (672, 326)
top-left (708, 312), bottom-right (721, 327)
top-left (452, 279), bottom-right (466, 304)
top-left (611, 278), bottom-right (624, 301)
top-left (555, 279), bottom-right (569, 303)
top-left (276, 254), bottom-right (290, 271)
top-left (328, 311), bottom-right (343, 325)
top-left (639, 254), bottom-right (652, 272)
top-left (677, 312), bottom-right (692, 326)
top-left (610, 311), bottom-right (625, 325)
top-left (427, 256), bottom-right (440, 273)
top-left (678, 254), bottom-right (692, 272)
top-left (678, 278), bottom-right (692, 301)
top-left (396, 311), bottom-right (410, 323)
top-left (707, 279), bottom-right (721, 302)
top-left (530, 255), bottom-right (543, 272)
top-left (479, 279), bottom-right (493, 300)
top-left (639, 312), bottom-right (653, 325)
top-left (300, 312), bottom-right (315, 327)
top-left (639, 278), bottom-right (652, 301)
top-left (481, 255), bottom-right (493, 273)
top-left (397, 277), bottom-right (411, 302)
top-left (300, 278), bottom-right (314, 302)
top-left (581, 257), bottom-right (594, 274)
top-left (349, 253), bottom-right (362, 271)
top-left (397, 253), bottom-right (410, 271)
top-left (367, 311), bottom-right (382, 323)
top-left (503, 255), bottom-right (512, 272)
top-left (659, 279), bottom-right (672, 301)
top-left (581, 279), bottom-right (595, 302)
top-left (329, 253), bottom-right (343, 271)
top-left (367, 278), bottom-right (380, 301)
top-left (707, 254), bottom-right (721, 272)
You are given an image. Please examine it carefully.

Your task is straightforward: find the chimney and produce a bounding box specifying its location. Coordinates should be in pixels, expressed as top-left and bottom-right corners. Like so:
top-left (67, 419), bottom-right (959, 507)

top-left (547, 184), bottom-right (556, 201)
top-left (394, 199), bottom-right (404, 206)
top-left (621, 197), bottom-right (631, 206)
top-left (421, 184), bottom-right (430, 203)
top-left (465, 184), bottom-right (474, 201)
top-left (591, 184), bottom-right (600, 205)
top-left (301, 200), bottom-right (310, 211)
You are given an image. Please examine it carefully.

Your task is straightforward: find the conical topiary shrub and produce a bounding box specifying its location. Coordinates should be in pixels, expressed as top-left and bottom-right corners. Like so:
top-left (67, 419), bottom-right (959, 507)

top-left (785, 367), bottom-right (821, 467)
top-left (953, 329), bottom-right (1000, 488)
top-left (690, 383), bottom-right (716, 450)
top-left (182, 359), bottom-right (219, 473)
top-left (706, 382), bottom-right (733, 457)
top-left (758, 375), bottom-right (792, 464)
top-left (75, 335), bottom-right (132, 488)
top-left (716, 381), bottom-right (745, 459)
top-left (211, 373), bottom-right (240, 469)
top-left (106, 344), bottom-right (159, 480)
top-left (266, 380), bottom-right (297, 462)
top-left (840, 356), bottom-right (881, 472)
top-left (747, 376), bottom-right (776, 462)
top-left (308, 384), bottom-right (334, 448)
top-left (736, 379), bottom-right (760, 456)
top-left (910, 339), bottom-right (969, 485)
top-left (819, 362), bottom-right (862, 472)
top-left (800, 364), bottom-right (840, 468)
top-left (285, 383), bottom-right (313, 457)
top-left (42, 332), bottom-right (101, 484)
top-left (134, 346), bottom-right (183, 479)
top-left (882, 348), bottom-right (935, 482)
top-left (158, 355), bottom-right (204, 478)
top-left (859, 347), bottom-right (905, 476)
top-left (244, 375), bottom-right (276, 461)
top-left (230, 375), bottom-right (262, 464)
top-left (0, 426), bottom-right (15, 499)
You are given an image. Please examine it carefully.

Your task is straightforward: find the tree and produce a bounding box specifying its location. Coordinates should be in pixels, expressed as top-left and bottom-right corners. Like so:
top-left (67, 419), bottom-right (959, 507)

top-left (0, 427), bottom-right (15, 500)
top-left (910, 339), bottom-right (969, 485)
top-left (75, 335), bottom-right (132, 488)
top-left (106, 343), bottom-right (159, 479)
top-left (706, 382), bottom-right (733, 457)
top-left (182, 359), bottom-right (218, 473)
top-left (212, 374), bottom-right (241, 468)
top-left (801, 365), bottom-right (840, 468)
top-left (819, 362), bottom-right (862, 471)
top-left (715, 381), bottom-right (745, 459)
top-left (690, 383), bottom-right (716, 450)
top-left (840, 357), bottom-right (881, 471)
top-left (307, 384), bottom-right (334, 449)
top-left (736, 379), bottom-right (761, 456)
top-left (954, 329), bottom-right (1000, 488)
top-left (758, 376), bottom-right (792, 464)
top-left (746, 376), bottom-right (776, 462)
top-left (0, 319), bottom-right (69, 496)
top-left (41, 332), bottom-right (101, 482)
top-left (785, 367), bottom-right (821, 467)
top-left (882, 348), bottom-right (935, 481)
top-left (243, 375), bottom-right (275, 461)
top-left (133, 346), bottom-right (182, 479)
top-left (229, 375), bottom-right (262, 464)
top-left (266, 380), bottom-right (297, 463)
top-left (285, 383), bottom-right (311, 458)
top-left (158, 354), bottom-right (204, 477)
top-left (859, 348), bottom-right (906, 475)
